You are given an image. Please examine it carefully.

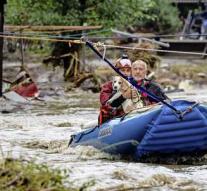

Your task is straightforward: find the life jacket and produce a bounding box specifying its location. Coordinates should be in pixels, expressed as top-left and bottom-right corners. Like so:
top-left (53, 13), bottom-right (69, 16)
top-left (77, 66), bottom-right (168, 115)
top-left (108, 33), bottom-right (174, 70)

top-left (137, 79), bottom-right (167, 106)
top-left (100, 81), bottom-right (113, 105)
top-left (99, 81), bottom-right (124, 125)
top-left (98, 105), bottom-right (124, 125)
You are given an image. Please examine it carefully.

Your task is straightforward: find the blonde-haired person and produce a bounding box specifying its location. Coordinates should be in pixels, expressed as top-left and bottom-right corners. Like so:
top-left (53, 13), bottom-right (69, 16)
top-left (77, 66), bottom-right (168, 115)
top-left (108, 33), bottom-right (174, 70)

top-left (98, 54), bottom-right (132, 125)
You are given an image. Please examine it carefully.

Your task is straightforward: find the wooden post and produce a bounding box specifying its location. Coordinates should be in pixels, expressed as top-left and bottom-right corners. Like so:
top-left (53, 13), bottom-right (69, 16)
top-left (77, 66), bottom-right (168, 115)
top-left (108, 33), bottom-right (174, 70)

top-left (81, 23), bottom-right (87, 71)
top-left (0, 0), bottom-right (6, 97)
top-left (20, 30), bottom-right (25, 68)
top-left (180, 10), bottom-right (192, 40)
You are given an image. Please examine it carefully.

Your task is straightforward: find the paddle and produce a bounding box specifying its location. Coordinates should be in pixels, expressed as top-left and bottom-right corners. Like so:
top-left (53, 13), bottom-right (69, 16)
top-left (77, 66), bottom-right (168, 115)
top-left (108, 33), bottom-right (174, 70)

top-left (85, 40), bottom-right (181, 114)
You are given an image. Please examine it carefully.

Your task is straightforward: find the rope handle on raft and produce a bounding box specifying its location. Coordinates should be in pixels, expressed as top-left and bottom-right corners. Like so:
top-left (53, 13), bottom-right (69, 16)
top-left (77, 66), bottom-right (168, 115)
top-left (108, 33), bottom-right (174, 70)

top-left (177, 102), bottom-right (199, 120)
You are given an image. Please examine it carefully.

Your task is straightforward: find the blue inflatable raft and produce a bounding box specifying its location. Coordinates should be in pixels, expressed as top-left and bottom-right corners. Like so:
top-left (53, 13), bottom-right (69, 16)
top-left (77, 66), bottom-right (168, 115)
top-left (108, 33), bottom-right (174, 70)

top-left (69, 100), bottom-right (207, 160)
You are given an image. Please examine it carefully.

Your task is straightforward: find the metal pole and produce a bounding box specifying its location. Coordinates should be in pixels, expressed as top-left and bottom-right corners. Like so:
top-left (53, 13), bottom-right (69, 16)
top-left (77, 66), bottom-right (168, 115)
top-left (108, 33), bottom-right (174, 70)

top-left (81, 23), bottom-right (87, 71)
top-left (180, 10), bottom-right (192, 40)
top-left (0, 1), bottom-right (6, 97)
top-left (111, 29), bottom-right (170, 48)
top-left (20, 30), bottom-right (24, 67)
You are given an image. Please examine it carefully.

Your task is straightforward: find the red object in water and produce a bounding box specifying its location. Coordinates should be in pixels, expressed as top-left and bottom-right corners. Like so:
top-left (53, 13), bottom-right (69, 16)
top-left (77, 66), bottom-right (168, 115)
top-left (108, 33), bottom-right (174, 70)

top-left (12, 82), bottom-right (38, 97)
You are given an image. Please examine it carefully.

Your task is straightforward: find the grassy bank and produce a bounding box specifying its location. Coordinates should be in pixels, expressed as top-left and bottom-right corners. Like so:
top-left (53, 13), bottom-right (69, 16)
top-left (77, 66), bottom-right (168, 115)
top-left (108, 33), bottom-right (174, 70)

top-left (156, 62), bottom-right (207, 88)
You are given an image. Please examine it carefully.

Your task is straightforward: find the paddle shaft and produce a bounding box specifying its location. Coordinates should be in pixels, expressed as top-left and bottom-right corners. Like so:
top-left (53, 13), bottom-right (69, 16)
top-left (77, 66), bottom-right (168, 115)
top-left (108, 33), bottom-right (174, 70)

top-left (86, 41), bottom-right (180, 114)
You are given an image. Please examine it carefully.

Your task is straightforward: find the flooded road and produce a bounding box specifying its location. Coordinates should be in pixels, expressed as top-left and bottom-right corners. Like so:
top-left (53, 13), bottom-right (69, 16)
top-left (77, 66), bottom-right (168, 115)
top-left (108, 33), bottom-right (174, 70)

top-left (1, 87), bottom-right (207, 191)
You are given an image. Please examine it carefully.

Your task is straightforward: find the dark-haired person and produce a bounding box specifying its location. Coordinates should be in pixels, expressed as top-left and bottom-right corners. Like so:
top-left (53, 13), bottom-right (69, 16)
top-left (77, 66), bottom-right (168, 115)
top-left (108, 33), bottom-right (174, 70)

top-left (98, 56), bottom-right (132, 125)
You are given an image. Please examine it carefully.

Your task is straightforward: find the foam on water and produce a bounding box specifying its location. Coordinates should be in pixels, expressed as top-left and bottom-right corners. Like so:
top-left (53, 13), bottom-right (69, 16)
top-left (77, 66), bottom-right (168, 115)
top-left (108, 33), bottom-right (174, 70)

top-left (1, 89), bottom-right (207, 190)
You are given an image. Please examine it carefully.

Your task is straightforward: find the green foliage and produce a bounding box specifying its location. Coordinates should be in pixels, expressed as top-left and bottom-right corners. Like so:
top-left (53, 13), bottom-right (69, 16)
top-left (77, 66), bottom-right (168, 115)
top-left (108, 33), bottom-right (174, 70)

top-left (143, 0), bottom-right (182, 33)
top-left (6, 0), bottom-right (62, 25)
top-left (6, 0), bottom-right (181, 33)
top-left (0, 158), bottom-right (74, 191)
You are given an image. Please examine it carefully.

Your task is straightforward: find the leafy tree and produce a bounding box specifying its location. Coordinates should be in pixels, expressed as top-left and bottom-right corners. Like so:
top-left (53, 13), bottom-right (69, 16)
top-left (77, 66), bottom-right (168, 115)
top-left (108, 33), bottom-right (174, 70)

top-left (5, 0), bottom-right (181, 82)
top-left (142, 0), bottom-right (182, 33)
top-left (6, 0), bottom-right (181, 32)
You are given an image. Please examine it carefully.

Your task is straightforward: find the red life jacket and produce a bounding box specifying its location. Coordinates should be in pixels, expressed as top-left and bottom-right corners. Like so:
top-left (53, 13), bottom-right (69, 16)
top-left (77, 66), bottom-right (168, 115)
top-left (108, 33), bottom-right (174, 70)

top-left (99, 81), bottom-right (124, 125)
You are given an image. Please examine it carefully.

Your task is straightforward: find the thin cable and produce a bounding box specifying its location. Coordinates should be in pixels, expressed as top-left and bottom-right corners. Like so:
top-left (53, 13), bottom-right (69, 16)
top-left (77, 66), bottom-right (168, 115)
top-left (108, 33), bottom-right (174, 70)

top-left (0, 32), bottom-right (80, 40)
top-left (109, 32), bottom-right (207, 38)
top-left (2, 31), bottom-right (207, 40)
top-left (2, 30), bottom-right (207, 39)
top-left (65, 29), bottom-right (111, 37)
top-left (0, 34), bottom-right (85, 44)
top-left (0, 29), bottom-right (111, 40)
top-left (100, 44), bottom-right (207, 56)
top-left (1, 34), bottom-right (207, 56)
top-left (2, 28), bottom-right (111, 38)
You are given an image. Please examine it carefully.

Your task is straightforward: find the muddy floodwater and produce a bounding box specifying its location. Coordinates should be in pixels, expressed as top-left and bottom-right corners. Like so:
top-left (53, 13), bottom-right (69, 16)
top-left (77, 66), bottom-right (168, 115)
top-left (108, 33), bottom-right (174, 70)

top-left (1, 59), bottom-right (207, 190)
top-left (1, 87), bottom-right (207, 191)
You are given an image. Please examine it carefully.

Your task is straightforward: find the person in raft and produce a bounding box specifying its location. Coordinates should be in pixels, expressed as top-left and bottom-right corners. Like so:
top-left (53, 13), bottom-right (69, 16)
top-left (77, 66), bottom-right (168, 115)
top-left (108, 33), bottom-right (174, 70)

top-left (98, 54), bottom-right (132, 125)
top-left (129, 59), bottom-right (169, 106)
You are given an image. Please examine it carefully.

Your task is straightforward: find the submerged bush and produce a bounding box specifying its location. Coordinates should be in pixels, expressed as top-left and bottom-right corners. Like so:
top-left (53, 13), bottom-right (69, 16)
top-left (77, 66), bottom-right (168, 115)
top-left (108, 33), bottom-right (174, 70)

top-left (0, 158), bottom-right (74, 191)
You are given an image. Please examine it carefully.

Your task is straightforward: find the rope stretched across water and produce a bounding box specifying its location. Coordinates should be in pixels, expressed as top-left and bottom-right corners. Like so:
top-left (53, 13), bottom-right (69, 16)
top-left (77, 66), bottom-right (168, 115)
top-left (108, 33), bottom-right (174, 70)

top-left (93, 43), bottom-right (207, 56)
top-left (1, 32), bottom-right (207, 56)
